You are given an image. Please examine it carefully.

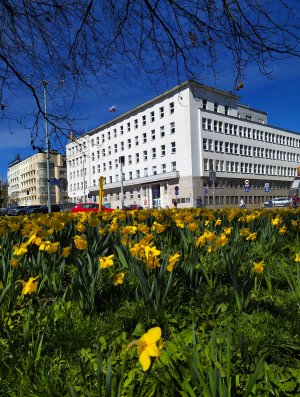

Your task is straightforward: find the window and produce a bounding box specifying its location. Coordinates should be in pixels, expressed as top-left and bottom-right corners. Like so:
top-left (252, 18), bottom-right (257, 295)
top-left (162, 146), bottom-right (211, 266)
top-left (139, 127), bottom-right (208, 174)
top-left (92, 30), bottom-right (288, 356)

top-left (97, 164), bottom-right (101, 173)
top-left (151, 129), bottom-right (155, 140)
top-left (114, 159), bottom-right (118, 168)
top-left (246, 114), bottom-right (252, 121)
top-left (102, 133), bottom-right (105, 143)
top-left (203, 99), bottom-right (207, 110)
top-left (127, 139), bottom-right (131, 148)
top-left (129, 171), bottom-right (133, 179)
top-left (159, 106), bottom-right (164, 118)
top-left (170, 122), bottom-right (175, 134)
top-left (107, 131), bottom-right (111, 140)
top-left (142, 115), bottom-right (146, 125)
top-left (114, 143), bottom-right (118, 153)
top-left (109, 161), bottom-right (112, 170)
top-left (152, 148), bottom-right (156, 159)
top-left (121, 141), bottom-right (124, 151)
top-left (108, 146), bottom-right (111, 155)
top-left (127, 122), bottom-right (131, 132)
top-left (103, 163), bottom-right (106, 171)
top-left (160, 126), bottom-right (165, 137)
top-left (91, 139), bottom-right (95, 146)
top-left (128, 155), bottom-right (132, 165)
top-left (136, 169), bottom-right (140, 178)
top-left (135, 153), bottom-right (139, 163)
top-left (150, 111), bottom-right (155, 122)
top-left (152, 165), bottom-right (157, 175)
top-left (169, 102), bottom-right (174, 114)
top-left (135, 136), bottom-right (139, 146)
top-left (96, 136), bottom-right (100, 145)
top-left (113, 128), bottom-right (117, 138)
top-left (143, 132), bottom-right (147, 143)
top-left (143, 150), bottom-right (148, 161)
top-left (144, 167), bottom-right (148, 176)
top-left (92, 166), bottom-right (95, 174)
top-left (120, 125), bottom-right (124, 135)
top-left (161, 144), bottom-right (165, 156)
top-left (225, 105), bottom-right (229, 115)
top-left (171, 161), bottom-right (176, 171)
top-left (171, 142), bottom-right (176, 154)
top-left (134, 119), bottom-right (138, 129)
top-left (162, 163), bottom-right (166, 173)
top-left (214, 103), bottom-right (218, 112)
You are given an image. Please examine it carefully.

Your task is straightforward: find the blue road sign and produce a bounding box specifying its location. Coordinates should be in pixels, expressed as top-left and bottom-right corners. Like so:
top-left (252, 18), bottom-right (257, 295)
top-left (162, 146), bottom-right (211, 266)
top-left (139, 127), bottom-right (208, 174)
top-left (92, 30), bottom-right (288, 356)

top-left (265, 187), bottom-right (270, 192)
top-left (244, 186), bottom-right (250, 192)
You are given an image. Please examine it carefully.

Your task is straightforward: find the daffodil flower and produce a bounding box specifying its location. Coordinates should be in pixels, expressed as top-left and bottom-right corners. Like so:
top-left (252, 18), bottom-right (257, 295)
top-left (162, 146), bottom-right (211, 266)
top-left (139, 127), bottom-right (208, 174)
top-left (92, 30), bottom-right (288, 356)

top-left (127, 327), bottom-right (162, 371)
top-left (20, 276), bottom-right (39, 295)
top-left (252, 261), bottom-right (265, 274)
top-left (99, 254), bottom-right (114, 269)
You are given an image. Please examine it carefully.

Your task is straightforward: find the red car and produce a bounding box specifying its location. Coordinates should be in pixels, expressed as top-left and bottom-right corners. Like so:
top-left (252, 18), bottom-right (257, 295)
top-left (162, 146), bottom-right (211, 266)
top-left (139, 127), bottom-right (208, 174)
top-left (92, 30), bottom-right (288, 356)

top-left (70, 203), bottom-right (114, 213)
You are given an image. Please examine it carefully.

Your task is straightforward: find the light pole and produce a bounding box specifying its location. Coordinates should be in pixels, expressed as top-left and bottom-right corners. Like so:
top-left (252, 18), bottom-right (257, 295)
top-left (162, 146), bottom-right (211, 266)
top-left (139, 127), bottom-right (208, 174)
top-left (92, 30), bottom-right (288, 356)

top-left (42, 80), bottom-right (52, 214)
top-left (119, 156), bottom-right (125, 209)
top-left (83, 155), bottom-right (86, 202)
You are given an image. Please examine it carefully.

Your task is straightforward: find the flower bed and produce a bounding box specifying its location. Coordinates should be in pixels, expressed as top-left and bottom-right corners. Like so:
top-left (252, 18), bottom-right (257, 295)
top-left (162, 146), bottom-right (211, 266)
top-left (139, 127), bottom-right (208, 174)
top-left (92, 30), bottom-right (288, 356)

top-left (0, 208), bottom-right (299, 395)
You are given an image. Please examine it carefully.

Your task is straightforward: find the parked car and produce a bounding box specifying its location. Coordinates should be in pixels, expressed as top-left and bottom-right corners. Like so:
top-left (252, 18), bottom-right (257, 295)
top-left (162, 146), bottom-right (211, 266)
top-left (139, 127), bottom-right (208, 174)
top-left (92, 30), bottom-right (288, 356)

top-left (124, 204), bottom-right (143, 210)
top-left (7, 206), bottom-right (26, 216)
top-left (263, 197), bottom-right (291, 208)
top-left (28, 204), bottom-right (61, 214)
top-left (70, 203), bottom-right (114, 213)
top-left (0, 208), bottom-right (8, 216)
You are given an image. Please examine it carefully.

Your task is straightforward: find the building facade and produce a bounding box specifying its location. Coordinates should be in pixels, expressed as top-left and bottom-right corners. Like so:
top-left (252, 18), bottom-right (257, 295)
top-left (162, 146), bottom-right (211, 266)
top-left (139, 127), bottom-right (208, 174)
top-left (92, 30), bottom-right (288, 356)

top-left (8, 152), bottom-right (67, 206)
top-left (66, 81), bottom-right (300, 209)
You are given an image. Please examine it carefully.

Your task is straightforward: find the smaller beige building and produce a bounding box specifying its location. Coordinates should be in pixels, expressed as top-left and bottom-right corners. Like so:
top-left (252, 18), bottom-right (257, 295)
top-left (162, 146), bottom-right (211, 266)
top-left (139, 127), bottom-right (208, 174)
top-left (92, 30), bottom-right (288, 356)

top-left (8, 152), bottom-right (67, 206)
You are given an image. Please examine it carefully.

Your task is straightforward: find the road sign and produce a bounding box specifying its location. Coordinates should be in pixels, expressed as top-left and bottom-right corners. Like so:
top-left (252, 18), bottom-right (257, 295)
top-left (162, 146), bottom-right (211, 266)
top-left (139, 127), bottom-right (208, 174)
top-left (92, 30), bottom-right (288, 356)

top-left (88, 192), bottom-right (92, 198)
top-left (175, 186), bottom-right (179, 195)
top-left (244, 186), bottom-right (250, 192)
top-left (265, 187), bottom-right (270, 192)
top-left (245, 179), bottom-right (250, 186)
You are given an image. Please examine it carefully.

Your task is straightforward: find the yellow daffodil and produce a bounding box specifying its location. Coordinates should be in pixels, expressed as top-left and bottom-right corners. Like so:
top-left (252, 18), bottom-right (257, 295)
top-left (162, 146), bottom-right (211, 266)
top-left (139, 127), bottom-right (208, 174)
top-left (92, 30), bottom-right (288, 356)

top-left (126, 327), bottom-right (163, 371)
top-left (73, 235), bottom-right (88, 250)
top-left (278, 226), bottom-right (287, 235)
top-left (246, 233), bottom-right (257, 241)
top-left (175, 219), bottom-right (185, 228)
top-left (167, 253), bottom-right (180, 272)
top-left (39, 241), bottom-right (59, 253)
top-left (151, 222), bottom-right (165, 233)
top-left (252, 261), bottom-right (265, 274)
top-left (61, 246), bottom-right (71, 258)
top-left (144, 245), bottom-right (161, 269)
top-left (99, 254), bottom-right (114, 269)
top-left (122, 226), bottom-right (138, 235)
top-left (13, 243), bottom-right (28, 256)
top-left (76, 222), bottom-right (86, 232)
top-left (10, 258), bottom-right (20, 268)
top-left (223, 227), bottom-right (232, 235)
top-left (272, 217), bottom-right (282, 227)
top-left (113, 272), bottom-right (125, 285)
top-left (215, 218), bottom-right (222, 226)
top-left (295, 253), bottom-right (300, 262)
top-left (21, 276), bottom-right (39, 295)
top-left (188, 222), bottom-right (198, 231)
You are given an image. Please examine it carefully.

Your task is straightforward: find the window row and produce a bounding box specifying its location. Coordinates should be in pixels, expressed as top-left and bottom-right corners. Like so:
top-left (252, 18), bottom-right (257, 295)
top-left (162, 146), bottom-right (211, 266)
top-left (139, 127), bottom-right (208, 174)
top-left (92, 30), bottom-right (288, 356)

top-left (68, 162), bottom-right (177, 190)
top-left (203, 139), bottom-right (299, 162)
top-left (202, 118), bottom-right (300, 147)
top-left (204, 158), bottom-right (297, 177)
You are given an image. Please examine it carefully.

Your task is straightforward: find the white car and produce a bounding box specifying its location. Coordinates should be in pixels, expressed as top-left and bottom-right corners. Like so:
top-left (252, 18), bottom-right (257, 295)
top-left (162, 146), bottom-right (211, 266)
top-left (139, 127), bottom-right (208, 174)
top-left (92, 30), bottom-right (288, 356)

top-left (263, 197), bottom-right (291, 208)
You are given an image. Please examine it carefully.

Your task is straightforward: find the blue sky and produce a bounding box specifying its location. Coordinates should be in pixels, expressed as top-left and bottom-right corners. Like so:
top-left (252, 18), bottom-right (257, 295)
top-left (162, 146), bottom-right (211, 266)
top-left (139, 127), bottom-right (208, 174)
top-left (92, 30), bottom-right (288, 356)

top-left (0, 55), bottom-right (300, 181)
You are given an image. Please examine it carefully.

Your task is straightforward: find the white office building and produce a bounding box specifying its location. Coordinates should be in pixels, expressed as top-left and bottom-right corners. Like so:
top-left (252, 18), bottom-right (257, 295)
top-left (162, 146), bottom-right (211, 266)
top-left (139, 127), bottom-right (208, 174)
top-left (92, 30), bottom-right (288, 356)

top-left (66, 81), bottom-right (300, 208)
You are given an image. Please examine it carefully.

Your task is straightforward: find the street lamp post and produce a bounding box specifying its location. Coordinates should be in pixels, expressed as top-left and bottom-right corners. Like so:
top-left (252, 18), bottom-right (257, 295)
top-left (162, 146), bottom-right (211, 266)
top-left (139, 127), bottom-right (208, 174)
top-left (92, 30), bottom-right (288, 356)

top-left (42, 80), bottom-right (52, 214)
top-left (83, 155), bottom-right (86, 202)
top-left (119, 156), bottom-right (125, 209)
